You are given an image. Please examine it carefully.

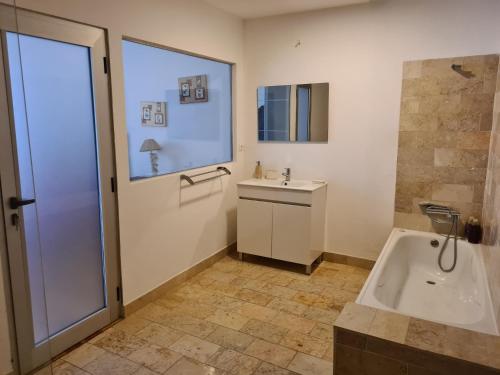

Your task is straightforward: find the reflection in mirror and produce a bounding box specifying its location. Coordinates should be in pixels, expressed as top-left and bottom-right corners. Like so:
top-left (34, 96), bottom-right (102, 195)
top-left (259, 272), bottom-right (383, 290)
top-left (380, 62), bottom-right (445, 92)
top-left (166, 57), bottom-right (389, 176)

top-left (257, 83), bottom-right (329, 142)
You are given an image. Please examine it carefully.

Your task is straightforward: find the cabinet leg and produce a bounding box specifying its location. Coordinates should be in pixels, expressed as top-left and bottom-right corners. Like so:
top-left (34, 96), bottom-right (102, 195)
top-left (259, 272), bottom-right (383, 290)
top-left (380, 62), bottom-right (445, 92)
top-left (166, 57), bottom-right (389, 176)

top-left (305, 264), bottom-right (312, 275)
top-left (239, 252), bottom-right (244, 262)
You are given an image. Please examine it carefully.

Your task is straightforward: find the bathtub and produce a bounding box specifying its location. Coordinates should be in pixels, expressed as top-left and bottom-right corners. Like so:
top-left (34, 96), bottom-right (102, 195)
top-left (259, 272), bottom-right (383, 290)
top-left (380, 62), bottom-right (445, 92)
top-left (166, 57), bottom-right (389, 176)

top-left (357, 228), bottom-right (498, 335)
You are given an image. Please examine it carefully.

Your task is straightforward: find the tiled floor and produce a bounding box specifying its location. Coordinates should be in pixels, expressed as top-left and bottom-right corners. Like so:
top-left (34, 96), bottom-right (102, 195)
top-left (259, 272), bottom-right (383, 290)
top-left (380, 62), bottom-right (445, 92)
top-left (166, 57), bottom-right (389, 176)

top-left (46, 255), bottom-right (369, 375)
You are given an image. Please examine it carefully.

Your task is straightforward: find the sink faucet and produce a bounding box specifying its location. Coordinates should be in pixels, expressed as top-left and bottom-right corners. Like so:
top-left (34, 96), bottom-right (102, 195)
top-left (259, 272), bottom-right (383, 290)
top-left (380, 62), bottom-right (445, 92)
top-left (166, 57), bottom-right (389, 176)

top-left (282, 168), bottom-right (291, 182)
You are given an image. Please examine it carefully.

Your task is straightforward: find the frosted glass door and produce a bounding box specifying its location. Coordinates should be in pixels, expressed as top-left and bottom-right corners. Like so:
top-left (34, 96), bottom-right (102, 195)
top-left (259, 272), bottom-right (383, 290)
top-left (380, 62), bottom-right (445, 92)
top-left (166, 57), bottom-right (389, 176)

top-left (6, 32), bottom-right (106, 343)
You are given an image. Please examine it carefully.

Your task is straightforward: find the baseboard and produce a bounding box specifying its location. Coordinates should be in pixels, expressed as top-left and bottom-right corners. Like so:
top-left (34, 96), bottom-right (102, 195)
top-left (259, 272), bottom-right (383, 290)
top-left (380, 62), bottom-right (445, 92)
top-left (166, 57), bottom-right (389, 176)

top-left (123, 242), bottom-right (236, 316)
top-left (323, 252), bottom-right (375, 270)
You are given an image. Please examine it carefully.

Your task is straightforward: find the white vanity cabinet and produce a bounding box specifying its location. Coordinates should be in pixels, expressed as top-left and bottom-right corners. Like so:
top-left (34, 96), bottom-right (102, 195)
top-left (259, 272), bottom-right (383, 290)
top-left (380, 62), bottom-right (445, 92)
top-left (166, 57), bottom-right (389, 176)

top-left (237, 179), bottom-right (327, 273)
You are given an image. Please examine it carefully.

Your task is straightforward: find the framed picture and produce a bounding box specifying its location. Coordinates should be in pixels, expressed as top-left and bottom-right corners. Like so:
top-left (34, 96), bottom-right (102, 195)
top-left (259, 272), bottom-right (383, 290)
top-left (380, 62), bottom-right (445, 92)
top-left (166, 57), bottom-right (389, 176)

top-left (195, 88), bottom-right (205, 99)
top-left (154, 113), bottom-right (164, 125)
top-left (178, 74), bottom-right (208, 104)
top-left (181, 82), bottom-right (190, 97)
top-left (142, 105), bottom-right (152, 121)
top-left (141, 101), bottom-right (167, 127)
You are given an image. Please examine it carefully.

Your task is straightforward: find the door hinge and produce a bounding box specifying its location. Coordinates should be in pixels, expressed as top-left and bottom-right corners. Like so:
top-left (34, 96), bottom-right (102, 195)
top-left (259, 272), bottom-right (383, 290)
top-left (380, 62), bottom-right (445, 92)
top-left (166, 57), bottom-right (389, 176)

top-left (110, 177), bottom-right (116, 193)
top-left (116, 286), bottom-right (121, 301)
top-left (103, 56), bottom-right (108, 74)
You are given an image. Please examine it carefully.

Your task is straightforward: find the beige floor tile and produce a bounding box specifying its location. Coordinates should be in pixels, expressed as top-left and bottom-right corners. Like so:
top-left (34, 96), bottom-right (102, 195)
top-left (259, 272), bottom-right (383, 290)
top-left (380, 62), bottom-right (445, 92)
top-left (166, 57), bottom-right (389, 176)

top-left (264, 285), bottom-right (297, 299)
top-left (165, 357), bottom-right (223, 375)
top-left (127, 344), bottom-right (182, 373)
top-left (253, 362), bottom-right (296, 375)
top-left (60, 258), bottom-right (367, 375)
top-left (88, 327), bottom-right (115, 345)
top-left (270, 312), bottom-right (316, 334)
top-left (234, 302), bottom-right (279, 322)
top-left (206, 309), bottom-right (250, 330)
top-left (155, 294), bottom-right (186, 309)
top-left (287, 280), bottom-right (324, 295)
top-left (62, 343), bottom-right (106, 368)
top-left (159, 312), bottom-right (218, 338)
top-left (93, 330), bottom-right (148, 357)
top-left (134, 303), bottom-right (170, 323)
top-left (133, 366), bottom-right (160, 375)
top-left (267, 298), bottom-right (308, 316)
top-left (257, 272), bottom-right (293, 287)
top-left (206, 280), bottom-right (242, 297)
top-left (83, 351), bottom-right (140, 375)
top-left (202, 269), bottom-right (239, 283)
top-left (280, 331), bottom-right (329, 358)
top-left (208, 348), bottom-right (260, 375)
top-left (169, 335), bottom-right (220, 363)
top-left (235, 288), bottom-right (273, 306)
top-left (244, 339), bottom-right (296, 368)
top-left (314, 290), bottom-right (357, 311)
top-left (206, 326), bottom-right (255, 351)
top-left (240, 319), bottom-right (288, 344)
top-left (113, 316), bottom-right (151, 335)
top-left (287, 352), bottom-right (333, 375)
top-left (197, 292), bottom-right (246, 311)
top-left (164, 301), bottom-right (218, 320)
top-left (135, 322), bottom-right (184, 348)
top-left (302, 306), bottom-right (339, 325)
top-left (245, 279), bottom-right (269, 291)
top-left (310, 323), bottom-right (334, 341)
top-left (292, 291), bottom-right (321, 306)
top-left (53, 361), bottom-right (90, 375)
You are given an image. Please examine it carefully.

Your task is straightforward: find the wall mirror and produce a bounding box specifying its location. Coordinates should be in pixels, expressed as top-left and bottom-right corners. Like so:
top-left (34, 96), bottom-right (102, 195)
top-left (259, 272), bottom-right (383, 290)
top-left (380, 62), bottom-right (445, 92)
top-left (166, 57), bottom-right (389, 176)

top-left (257, 83), bottom-right (329, 142)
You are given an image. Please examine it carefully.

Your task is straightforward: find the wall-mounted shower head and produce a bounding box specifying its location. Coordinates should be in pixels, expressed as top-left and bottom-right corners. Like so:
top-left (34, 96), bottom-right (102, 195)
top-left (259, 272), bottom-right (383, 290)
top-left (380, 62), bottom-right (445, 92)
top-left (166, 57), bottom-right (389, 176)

top-left (451, 64), bottom-right (475, 79)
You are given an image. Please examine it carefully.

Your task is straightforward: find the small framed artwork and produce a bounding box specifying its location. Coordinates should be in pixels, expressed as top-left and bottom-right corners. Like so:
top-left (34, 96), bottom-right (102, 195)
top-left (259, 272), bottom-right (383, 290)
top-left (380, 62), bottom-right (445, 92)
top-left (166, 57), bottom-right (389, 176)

top-left (195, 88), bottom-right (205, 100)
top-left (181, 82), bottom-right (190, 97)
top-left (141, 101), bottom-right (167, 127)
top-left (178, 74), bottom-right (208, 104)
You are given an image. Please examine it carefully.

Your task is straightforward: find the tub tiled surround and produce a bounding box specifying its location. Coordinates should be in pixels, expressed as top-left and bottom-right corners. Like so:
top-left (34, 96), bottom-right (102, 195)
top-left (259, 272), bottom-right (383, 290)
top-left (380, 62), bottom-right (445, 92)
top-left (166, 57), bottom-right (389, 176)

top-left (394, 54), bottom-right (499, 233)
top-left (334, 303), bottom-right (500, 375)
top-left (482, 55), bottom-right (500, 334)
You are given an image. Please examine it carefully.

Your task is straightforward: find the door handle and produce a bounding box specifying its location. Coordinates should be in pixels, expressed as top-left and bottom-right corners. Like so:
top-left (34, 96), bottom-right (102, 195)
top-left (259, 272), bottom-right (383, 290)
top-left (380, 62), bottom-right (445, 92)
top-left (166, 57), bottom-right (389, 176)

top-left (9, 197), bottom-right (36, 210)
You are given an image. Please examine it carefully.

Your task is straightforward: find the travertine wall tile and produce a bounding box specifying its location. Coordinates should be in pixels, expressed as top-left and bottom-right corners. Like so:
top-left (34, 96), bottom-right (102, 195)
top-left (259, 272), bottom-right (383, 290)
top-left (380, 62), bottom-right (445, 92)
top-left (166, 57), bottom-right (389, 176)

top-left (395, 54), bottom-right (498, 233)
top-left (481, 54), bottom-right (500, 333)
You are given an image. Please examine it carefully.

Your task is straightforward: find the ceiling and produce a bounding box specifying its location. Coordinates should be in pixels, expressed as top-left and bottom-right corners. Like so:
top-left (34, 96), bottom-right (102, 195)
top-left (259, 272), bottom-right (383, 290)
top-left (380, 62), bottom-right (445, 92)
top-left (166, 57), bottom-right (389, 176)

top-left (203, 0), bottom-right (371, 19)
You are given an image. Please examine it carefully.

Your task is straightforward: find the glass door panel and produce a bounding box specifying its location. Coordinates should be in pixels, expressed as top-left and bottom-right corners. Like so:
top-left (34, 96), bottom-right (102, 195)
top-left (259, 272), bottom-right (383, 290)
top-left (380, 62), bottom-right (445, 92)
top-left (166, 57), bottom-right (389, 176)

top-left (6, 32), bottom-right (106, 342)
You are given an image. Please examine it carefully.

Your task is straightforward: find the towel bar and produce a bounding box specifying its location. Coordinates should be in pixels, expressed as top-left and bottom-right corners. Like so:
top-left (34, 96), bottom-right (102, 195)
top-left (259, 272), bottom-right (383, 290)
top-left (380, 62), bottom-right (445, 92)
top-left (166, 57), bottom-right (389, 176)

top-left (180, 166), bottom-right (231, 185)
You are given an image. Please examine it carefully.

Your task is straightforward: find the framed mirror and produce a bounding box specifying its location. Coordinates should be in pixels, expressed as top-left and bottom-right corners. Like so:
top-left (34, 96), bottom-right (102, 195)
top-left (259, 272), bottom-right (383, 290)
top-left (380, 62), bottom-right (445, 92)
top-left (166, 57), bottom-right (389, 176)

top-left (257, 83), bottom-right (329, 143)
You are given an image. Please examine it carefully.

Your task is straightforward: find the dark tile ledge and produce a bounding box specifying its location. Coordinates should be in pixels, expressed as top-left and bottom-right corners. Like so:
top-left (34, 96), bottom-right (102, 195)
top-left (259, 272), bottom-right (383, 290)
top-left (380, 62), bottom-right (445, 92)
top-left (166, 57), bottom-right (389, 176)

top-left (334, 302), bottom-right (500, 375)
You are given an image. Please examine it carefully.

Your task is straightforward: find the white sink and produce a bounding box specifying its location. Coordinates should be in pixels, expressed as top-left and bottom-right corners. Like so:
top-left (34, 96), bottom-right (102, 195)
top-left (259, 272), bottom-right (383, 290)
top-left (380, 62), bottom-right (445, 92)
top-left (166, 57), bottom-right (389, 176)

top-left (237, 178), bottom-right (326, 192)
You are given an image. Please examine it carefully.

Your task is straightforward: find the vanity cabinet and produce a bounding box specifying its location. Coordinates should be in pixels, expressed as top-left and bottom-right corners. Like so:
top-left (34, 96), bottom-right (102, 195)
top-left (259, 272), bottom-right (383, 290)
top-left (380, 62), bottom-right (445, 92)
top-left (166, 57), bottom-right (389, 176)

top-left (237, 179), bottom-right (327, 273)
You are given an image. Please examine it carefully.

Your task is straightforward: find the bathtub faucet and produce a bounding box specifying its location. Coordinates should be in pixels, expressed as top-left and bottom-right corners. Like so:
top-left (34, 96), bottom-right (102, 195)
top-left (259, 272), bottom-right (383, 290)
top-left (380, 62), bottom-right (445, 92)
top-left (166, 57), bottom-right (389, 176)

top-left (418, 202), bottom-right (460, 223)
top-left (418, 202), bottom-right (460, 273)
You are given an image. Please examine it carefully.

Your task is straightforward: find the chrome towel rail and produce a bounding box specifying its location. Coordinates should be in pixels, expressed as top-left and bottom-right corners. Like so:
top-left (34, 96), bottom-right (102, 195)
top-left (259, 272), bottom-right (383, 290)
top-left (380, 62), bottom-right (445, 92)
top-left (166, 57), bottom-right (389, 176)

top-left (180, 166), bottom-right (231, 185)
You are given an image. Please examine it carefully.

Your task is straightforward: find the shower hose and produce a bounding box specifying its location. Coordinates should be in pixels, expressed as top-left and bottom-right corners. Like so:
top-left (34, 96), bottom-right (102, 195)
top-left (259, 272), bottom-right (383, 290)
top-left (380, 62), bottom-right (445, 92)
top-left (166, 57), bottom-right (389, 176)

top-left (438, 213), bottom-right (459, 273)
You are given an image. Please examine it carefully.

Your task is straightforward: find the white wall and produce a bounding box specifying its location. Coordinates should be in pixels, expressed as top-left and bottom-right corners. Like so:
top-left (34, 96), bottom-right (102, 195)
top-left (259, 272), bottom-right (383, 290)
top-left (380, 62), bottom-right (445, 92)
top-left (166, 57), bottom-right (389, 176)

top-left (243, 0), bottom-right (500, 260)
top-left (0, 0), bottom-right (244, 373)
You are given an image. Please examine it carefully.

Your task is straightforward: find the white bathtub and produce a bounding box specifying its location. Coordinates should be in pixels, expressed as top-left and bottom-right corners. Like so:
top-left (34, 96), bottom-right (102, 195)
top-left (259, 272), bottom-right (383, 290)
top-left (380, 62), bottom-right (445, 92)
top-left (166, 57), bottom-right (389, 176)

top-left (357, 228), bottom-right (498, 335)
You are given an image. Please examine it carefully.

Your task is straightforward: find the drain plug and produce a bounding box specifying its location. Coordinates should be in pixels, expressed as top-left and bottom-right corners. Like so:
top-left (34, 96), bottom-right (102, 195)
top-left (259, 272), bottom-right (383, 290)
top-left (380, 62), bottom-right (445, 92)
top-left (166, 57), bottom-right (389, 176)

top-left (426, 280), bottom-right (436, 285)
top-left (430, 239), bottom-right (439, 248)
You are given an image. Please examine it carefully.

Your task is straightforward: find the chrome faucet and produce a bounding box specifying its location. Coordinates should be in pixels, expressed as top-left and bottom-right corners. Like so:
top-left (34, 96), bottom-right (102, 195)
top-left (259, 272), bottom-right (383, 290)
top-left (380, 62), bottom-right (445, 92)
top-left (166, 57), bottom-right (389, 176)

top-left (282, 168), bottom-right (291, 182)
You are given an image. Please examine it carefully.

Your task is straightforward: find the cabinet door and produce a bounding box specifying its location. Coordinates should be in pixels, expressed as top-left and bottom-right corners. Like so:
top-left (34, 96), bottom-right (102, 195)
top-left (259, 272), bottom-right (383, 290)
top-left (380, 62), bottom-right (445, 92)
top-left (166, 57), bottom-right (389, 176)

top-left (272, 203), bottom-right (311, 264)
top-left (237, 199), bottom-right (273, 257)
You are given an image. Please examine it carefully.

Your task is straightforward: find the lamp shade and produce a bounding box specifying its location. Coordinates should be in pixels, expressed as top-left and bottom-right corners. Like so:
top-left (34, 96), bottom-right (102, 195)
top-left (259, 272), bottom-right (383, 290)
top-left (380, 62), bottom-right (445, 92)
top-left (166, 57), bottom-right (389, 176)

top-left (140, 138), bottom-right (161, 152)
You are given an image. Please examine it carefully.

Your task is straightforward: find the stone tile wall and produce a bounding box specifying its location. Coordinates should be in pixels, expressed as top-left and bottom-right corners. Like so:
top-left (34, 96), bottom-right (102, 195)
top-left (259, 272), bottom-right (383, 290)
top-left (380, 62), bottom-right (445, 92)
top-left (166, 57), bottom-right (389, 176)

top-left (482, 57), bottom-right (500, 331)
top-left (394, 55), bottom-right (499, 233)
